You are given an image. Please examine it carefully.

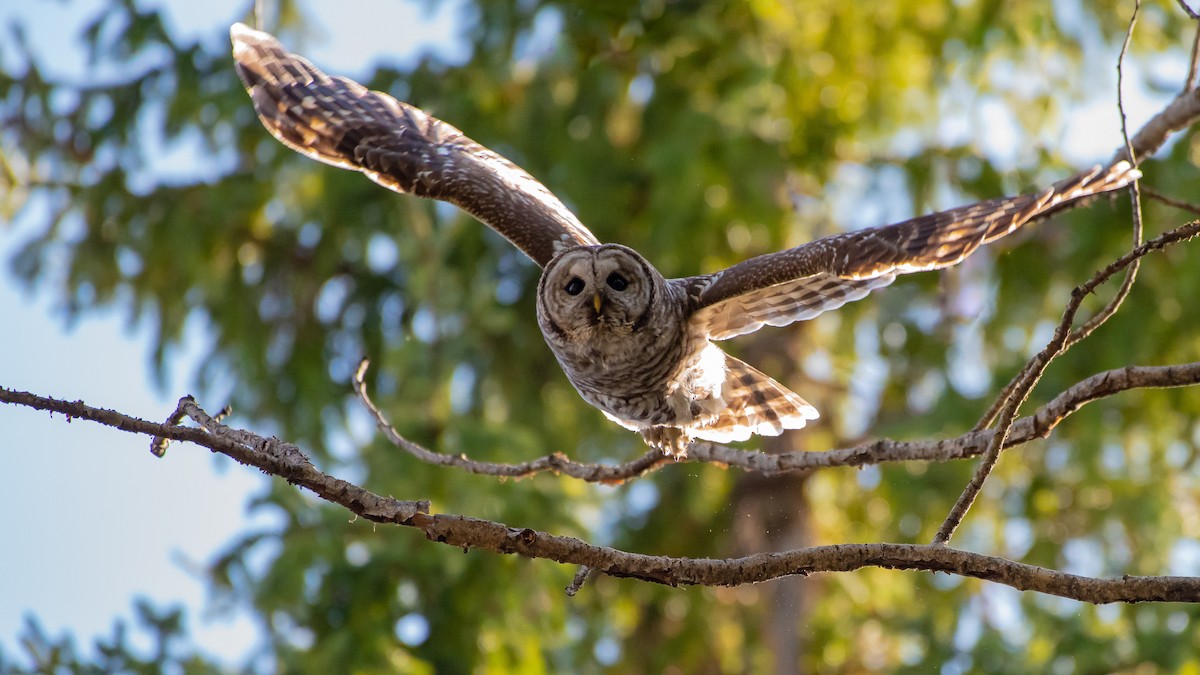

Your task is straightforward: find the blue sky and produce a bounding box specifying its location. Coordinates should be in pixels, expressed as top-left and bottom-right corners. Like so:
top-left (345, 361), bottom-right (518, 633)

top-left (0, 0), bottom-right (464, 663)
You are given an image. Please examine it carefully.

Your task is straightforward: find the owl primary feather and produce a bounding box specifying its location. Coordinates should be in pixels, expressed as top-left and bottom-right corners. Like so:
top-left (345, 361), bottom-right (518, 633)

top-left (231, 24), bottom-right (1139, 456)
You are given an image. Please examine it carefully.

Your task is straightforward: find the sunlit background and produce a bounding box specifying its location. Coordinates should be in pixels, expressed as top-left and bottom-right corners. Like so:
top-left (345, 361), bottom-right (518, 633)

top-left (0, 0), bottom-right (468, 661)
top-left (2, 0), bottom-right (1200, 662)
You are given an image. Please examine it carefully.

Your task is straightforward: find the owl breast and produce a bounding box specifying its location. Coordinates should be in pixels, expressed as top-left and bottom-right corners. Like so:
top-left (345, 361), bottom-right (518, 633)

top-left (543, 288), bottom-right (697, 429)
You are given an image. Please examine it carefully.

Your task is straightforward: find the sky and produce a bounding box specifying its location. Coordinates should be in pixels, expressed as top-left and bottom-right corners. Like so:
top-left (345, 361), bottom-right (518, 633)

top-left (0, 0), bottom-right (464, 664)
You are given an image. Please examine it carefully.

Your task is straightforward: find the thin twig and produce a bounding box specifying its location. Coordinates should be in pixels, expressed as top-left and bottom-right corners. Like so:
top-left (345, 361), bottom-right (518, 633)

top-left (933, 223), bottom-right (1192, 547)
top-left (938, 215), bottom-right (1181, 545)
top-left (735, 361), bottom-right (1200, 470)
top-left (1121, 86), bottom-right (1200, 164)
top-left (1065, 1), bottom-right (1145, 350)
top-left (975, 0), bottom-right (1144, 432)
top-left (1187, 22), bottom-right (1200, 92)
top-left (1179, 0), bottom-right (1200, 22)
top-left (566, 566), bottom-right (595, 596)
top-left (152, 402), bottom-right (231, 457)
top-left (150, 397), bottom-right (191, 457)
top-left (352, 359), bottom-right (669, 483)
top-left (973, 368), bottom-right (1028, 433)
top-left (1143, 185), bottom-right (1200, 216)
top-left (357, 360), bottom-right (1200, 474)
top-left (15, 357), bottom-right (1200, 487)
top-left (973, 187), bottom-right (1141, 427)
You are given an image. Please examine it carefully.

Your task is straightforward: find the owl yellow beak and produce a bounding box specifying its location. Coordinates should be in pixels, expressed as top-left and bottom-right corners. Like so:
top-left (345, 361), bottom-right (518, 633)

top-left (593, 292), bottom-right (603, 313)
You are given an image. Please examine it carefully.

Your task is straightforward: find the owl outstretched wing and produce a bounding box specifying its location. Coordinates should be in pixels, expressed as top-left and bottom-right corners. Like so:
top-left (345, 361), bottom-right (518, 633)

top-left (230, 23), bottom-right (601, 267)
top-left (684, 162), bottom-right (1139, 341)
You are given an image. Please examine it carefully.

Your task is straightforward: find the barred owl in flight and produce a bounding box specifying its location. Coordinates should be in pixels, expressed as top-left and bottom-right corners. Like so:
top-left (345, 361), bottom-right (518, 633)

top-left (231, 23), bottom-right (1139, 456)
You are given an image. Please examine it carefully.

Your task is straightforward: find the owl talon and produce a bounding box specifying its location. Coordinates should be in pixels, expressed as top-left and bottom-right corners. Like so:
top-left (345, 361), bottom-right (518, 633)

top-left (640, 427), bottom-right (692, 458)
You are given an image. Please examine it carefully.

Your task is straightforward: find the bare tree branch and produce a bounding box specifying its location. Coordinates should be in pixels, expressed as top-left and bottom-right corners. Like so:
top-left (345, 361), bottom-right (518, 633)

top-left (3, 385), bottom-right (1200, 600)
top-left (355, 359), bottom-right (1200, 477)
top-left (1143, 185), bottom-right (1200, 215)
top-left (974, 7), bottom-right (1152, 437)
top-left (690, 361), bottom-right (1200, 473)
top-left (1186, 21), bottom-right (1200, 91)
top-left (941, 1), bottom-right (1200, 544)
top-left (974, 2), bottom-right (1151, 434)
top-left (1108, 3), bottom-right (1200, 163)
top-left (352, 358), bottom-right (671, 483)
top-left (1119, 84), bottom-right (1200, 165)
top-left (565, 566), bottom-right (596, 596)
top-left (933, 217), bottom-right (1197, 545)
top-left (1180, 1), bottom-right (1200, 24)
top-left (1066, 2), bottom-right (1146, 351)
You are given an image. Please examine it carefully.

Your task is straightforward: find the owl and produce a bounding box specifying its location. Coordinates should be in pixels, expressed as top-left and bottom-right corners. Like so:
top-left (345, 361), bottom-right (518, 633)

top-left (231, 24), bottom-right (1139, 456)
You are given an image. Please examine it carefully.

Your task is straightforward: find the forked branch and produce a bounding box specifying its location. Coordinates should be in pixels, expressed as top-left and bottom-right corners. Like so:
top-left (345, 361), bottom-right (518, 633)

top-left (934, 220), bottom-right (1199, 544)
top-left (3, 385), bottom-right (1200, 600)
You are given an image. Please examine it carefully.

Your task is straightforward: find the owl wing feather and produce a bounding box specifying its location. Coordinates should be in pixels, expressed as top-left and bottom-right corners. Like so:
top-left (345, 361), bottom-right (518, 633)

top-left (230, 23), bottom-right (600, 268)
top-left (691, 352), bottom-right (820, 443)
top-left (686, 162), bottom-right (1138, 341)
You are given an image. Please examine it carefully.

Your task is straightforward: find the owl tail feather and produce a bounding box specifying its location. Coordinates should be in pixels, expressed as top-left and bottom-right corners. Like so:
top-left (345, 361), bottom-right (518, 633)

top-left (692, 354), bottom-right (820, 444)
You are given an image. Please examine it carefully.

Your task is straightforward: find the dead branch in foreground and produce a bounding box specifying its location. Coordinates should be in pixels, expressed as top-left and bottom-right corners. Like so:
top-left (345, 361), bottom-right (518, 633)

top-left (2, 369), bottom-right (1200, 602)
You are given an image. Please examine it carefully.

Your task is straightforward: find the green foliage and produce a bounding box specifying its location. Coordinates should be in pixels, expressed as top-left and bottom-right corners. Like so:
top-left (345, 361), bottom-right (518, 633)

top-left (0, 600), bottom-right (220, 674)
top-left (3, 0), bottom-right (1200, 671)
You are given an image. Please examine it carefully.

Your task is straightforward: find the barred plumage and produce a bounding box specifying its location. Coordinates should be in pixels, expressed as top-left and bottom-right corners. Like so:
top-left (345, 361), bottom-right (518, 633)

top-left (231, 23), bottom-right (598, 266)
top-left (232, 24), bottom-right (1140, 456)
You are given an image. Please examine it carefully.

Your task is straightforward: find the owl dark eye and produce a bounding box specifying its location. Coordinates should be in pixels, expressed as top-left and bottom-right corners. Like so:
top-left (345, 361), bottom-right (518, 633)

top-left (606, 272), bottom-right (628, 291)
top-left (565, 277), bottom-right (586, 295)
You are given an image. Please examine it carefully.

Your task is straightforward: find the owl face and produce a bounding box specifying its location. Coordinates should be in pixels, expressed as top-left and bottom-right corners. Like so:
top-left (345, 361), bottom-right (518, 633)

top-left (537, 244), bottom-right (658, 337)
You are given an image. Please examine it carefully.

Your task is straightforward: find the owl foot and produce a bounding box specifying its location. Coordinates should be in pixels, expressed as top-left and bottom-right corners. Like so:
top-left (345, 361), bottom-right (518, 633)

top-left (640, 427), bottom-right (693, 458)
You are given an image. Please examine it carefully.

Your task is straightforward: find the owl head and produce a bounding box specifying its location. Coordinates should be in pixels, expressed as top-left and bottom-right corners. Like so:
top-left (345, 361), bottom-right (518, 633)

top-left (536, 244), bottom-right (663, 337)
